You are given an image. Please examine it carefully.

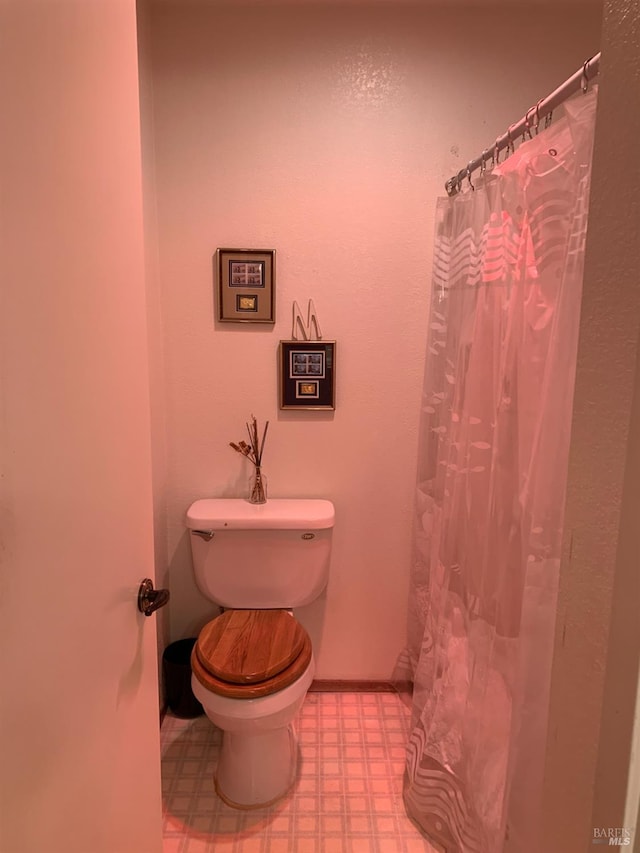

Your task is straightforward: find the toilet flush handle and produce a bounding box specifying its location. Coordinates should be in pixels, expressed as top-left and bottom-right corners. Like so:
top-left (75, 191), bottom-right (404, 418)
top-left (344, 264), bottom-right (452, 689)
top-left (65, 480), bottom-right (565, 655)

top-left (137, 578), bottom-right (170, 617)
top-left (192, 530), bottom-right (214, 541)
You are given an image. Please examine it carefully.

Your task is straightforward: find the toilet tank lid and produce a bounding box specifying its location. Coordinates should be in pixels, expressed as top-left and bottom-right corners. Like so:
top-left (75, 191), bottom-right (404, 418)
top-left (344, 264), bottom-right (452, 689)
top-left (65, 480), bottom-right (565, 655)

top-left (186, 498), bottom-right (335, 530)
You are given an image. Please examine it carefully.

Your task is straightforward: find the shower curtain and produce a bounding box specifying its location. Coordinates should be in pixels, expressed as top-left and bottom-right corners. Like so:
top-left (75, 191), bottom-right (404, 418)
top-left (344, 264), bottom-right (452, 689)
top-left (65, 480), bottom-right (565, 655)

top-left (404, 87), bottom-right (598, 853)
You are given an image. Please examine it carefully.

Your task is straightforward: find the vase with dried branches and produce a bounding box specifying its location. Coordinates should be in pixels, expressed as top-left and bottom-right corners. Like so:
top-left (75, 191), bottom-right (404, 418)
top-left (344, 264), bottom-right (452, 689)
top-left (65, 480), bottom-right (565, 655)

top-left (229, 415), bottom-right (270, 504)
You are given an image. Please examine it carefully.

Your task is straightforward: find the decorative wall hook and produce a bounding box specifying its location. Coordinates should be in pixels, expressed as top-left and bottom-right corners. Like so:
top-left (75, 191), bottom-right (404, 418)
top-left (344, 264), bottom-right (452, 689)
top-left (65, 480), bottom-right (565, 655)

top-left (291, 299), bottom-right (322, 341)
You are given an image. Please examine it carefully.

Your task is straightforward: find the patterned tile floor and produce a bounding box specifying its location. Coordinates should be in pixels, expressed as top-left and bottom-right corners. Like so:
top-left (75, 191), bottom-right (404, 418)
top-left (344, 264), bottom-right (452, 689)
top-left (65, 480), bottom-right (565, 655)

top-left (161, 691), bottom-right (437, 853)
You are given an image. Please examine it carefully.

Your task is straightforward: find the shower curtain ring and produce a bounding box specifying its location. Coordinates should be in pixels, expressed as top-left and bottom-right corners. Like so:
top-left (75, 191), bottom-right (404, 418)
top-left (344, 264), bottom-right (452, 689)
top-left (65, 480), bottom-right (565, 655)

top-left (507, 124), bottom-right (516, 156)
top-left (534, 98), bottom-right (544, 134)
top-left (447, 174), bottom-right (461, 196)
top-left (466, 164), bottom-right (475, 191)
top-left (480, 150), bottom-right (489, 175)
top-left (494, 138), bottom-right (501, 166)
top-left (524, 107), bottom-right (535, 140)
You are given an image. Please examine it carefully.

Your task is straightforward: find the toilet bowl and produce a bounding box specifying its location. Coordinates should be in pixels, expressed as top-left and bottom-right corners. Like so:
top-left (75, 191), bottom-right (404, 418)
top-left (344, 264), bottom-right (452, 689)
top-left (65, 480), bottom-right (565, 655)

top-left (190, 608), bottom-right (314, 807)
top-left (186, 497), bottom-right (335, 808)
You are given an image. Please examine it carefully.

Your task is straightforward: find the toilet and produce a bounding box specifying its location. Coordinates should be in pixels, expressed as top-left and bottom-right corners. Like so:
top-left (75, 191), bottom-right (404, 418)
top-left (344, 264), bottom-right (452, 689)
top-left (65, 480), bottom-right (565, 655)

top-left (186, 497), bottom-right (335, 808)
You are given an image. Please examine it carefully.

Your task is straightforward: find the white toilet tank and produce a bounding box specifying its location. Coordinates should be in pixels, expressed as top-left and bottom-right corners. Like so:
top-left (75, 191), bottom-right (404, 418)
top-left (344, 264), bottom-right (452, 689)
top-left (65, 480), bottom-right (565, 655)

top-left (186, 498), bottom-right (335, 609)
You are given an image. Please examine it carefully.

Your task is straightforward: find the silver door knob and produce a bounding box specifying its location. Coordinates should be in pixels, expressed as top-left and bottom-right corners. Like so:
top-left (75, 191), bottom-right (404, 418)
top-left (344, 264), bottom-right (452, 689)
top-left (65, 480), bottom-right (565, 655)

top-left (137, 578), bottom-right (170, 617)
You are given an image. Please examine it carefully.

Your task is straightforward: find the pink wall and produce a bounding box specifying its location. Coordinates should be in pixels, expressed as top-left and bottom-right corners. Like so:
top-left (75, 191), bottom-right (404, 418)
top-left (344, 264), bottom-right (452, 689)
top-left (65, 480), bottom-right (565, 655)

top-left (148, 3), bottom-right (602, 678)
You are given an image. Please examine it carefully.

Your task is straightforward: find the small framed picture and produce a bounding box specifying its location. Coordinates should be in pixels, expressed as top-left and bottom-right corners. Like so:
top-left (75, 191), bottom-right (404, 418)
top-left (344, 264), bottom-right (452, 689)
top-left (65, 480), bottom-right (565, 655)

top-left (216, 248), bottom-right (275, 323)
top-left (279, 341), bottom-right (336, 410)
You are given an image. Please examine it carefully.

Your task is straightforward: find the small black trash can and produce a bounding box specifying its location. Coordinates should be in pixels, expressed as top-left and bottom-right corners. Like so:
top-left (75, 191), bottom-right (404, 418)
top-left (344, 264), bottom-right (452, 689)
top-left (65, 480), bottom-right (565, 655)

top-left (162, 638), bottom-right (204, 718)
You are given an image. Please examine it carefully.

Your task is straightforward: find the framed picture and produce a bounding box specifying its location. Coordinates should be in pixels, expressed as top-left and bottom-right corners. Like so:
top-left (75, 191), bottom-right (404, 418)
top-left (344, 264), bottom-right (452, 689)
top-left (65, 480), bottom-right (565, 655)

top-left (279, 340), bottom-right (336, 410)
top-left (216, 248), bottom-right (275, 323)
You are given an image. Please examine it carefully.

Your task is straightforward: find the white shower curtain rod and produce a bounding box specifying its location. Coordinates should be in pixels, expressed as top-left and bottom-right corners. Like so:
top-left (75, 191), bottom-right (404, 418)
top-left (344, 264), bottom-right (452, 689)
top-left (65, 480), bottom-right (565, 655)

top-left (445, 51), bottom-right (601, 196)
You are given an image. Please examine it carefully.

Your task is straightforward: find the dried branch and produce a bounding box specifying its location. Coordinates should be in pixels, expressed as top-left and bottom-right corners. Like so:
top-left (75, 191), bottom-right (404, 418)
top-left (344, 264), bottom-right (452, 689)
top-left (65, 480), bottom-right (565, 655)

top-left (230, 416), bottom-right (269, 469)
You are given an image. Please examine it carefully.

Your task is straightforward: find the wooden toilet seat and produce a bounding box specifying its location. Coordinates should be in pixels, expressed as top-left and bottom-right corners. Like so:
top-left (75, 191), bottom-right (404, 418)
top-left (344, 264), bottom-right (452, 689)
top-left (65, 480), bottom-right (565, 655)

top-left (191, 609), bottom-right (313, 699)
